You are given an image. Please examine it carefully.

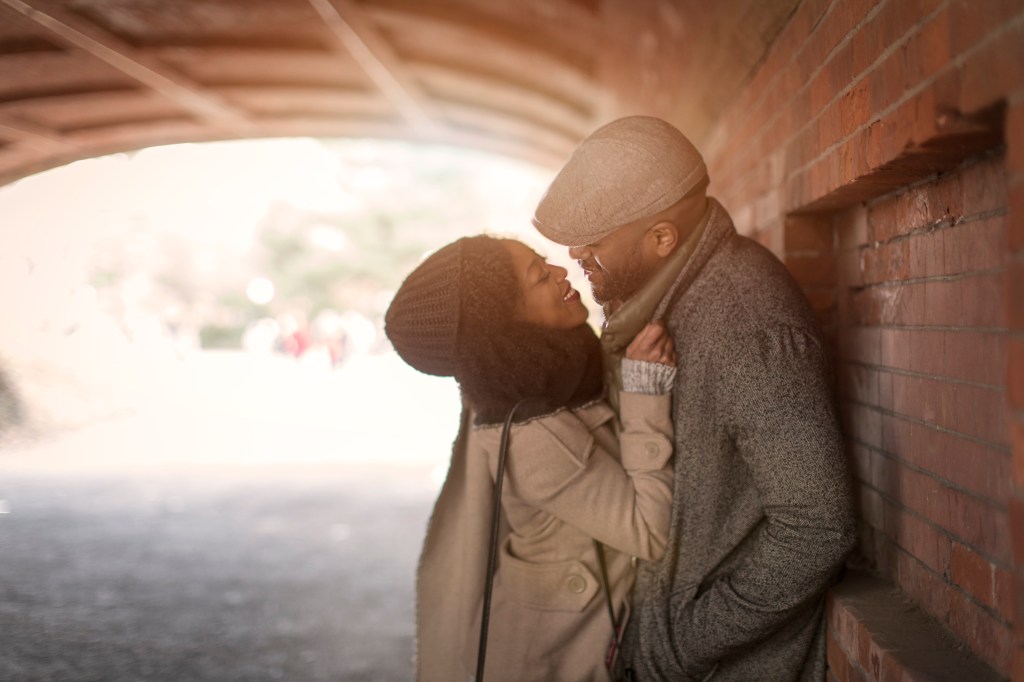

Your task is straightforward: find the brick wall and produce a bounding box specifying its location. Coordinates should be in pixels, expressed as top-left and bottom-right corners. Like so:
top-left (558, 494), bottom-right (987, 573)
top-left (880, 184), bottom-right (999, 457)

top-left (698, 0), bottom-right (1024, 678)
top-left (836, 154), bottom-right (1011, 673)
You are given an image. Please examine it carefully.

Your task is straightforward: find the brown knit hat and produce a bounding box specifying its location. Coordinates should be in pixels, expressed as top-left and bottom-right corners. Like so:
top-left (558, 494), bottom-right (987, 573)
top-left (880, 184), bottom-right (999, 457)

top-left (532, 116), bottom-right (708, 246)
top-left (384, 239), bottom-right (464, 377)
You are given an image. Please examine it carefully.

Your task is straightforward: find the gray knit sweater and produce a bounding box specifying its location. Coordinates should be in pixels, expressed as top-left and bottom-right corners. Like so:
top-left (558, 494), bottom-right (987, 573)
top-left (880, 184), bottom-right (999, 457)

top-left (619, 200), bottom-right (856, 681)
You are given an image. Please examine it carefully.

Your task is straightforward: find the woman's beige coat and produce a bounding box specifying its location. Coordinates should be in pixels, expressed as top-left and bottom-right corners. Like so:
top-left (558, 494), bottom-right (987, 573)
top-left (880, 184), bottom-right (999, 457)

top-left (416, 392), bottom-right (673, 682)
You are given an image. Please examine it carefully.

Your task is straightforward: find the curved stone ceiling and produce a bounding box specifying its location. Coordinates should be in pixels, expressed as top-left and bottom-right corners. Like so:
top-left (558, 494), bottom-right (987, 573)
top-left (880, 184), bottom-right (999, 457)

top-left (0, 0), bottom-right (798, 184)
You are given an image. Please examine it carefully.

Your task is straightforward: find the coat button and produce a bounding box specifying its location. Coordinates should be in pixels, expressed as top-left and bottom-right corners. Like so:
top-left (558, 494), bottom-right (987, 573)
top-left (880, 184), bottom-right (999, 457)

top-left (645, 441), bottom-right (660, 457)
top-left (566, 575), bottom-right (587, 594)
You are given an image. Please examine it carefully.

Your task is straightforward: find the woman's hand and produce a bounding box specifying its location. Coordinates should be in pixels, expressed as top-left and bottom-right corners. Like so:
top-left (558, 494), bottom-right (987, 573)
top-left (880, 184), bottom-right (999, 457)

top-left (625, 321), bottom-right (676, 367)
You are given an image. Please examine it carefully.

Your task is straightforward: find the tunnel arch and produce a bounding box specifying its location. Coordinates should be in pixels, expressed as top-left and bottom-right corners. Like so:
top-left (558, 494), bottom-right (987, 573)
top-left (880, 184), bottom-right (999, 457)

top-left (0, 0), bottom-right (798, 184)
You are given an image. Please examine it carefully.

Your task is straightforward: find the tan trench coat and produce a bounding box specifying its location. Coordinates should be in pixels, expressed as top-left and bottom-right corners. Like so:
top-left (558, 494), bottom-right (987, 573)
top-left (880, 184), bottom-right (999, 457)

top-left (416, 392), bottom-right (673, 682)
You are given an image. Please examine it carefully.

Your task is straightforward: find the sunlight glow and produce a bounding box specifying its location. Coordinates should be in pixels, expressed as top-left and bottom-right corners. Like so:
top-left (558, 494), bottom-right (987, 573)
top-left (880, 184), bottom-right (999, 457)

top-left (0, 136), bottom-right (571, 478)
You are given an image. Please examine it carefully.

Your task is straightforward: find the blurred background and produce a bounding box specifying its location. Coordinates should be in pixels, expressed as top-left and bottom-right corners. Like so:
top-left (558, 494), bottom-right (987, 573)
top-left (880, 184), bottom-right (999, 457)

top-left (0, 137), bottom-right (582, 681)
top-left (0, 136), bottom-right (576, 454)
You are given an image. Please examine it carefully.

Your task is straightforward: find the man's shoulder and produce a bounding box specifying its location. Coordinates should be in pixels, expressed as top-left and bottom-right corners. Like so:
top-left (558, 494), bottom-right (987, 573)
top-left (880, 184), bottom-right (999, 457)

top-left (672, 230), bottom-right (816, 331)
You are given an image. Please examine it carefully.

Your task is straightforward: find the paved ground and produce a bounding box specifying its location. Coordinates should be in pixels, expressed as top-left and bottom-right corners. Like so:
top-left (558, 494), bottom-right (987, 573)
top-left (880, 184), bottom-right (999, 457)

top-left (0, 351), bottom-right (460, 682)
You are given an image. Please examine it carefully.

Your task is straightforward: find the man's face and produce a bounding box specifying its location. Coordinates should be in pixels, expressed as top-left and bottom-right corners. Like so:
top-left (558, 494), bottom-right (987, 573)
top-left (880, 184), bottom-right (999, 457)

top-left (567, 221), bottom-right (659, 306)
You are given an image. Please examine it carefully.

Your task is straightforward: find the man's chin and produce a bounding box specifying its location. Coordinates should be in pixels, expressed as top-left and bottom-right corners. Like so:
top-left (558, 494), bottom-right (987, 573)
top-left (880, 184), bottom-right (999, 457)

top-left (588, 284), bottom-right (609, 306)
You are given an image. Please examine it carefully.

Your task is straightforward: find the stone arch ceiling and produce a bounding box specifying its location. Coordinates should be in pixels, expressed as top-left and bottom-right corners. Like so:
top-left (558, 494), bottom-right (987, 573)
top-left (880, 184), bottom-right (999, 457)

top-left (0, 0), bottom-right (799, 185)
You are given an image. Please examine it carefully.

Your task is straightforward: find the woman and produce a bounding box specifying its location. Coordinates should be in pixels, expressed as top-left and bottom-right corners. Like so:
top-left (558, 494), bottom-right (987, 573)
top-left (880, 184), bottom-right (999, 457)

top-left (384, 235), bottom-right (675, 682)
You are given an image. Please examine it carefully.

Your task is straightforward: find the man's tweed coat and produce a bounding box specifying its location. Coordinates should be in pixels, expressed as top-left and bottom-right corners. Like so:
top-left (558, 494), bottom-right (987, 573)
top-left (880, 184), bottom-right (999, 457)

top-left (619, 200), bottom-right (856, 681)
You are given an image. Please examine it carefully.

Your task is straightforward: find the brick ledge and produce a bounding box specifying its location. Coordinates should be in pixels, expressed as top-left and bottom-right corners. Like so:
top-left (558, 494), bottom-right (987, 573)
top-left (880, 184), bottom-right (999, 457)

top-left (826, 569), bottom-right (1004, 682)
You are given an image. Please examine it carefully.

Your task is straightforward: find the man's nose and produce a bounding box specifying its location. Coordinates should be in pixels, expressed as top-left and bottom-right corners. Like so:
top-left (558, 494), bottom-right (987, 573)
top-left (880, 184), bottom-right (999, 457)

top-left (567, 245), bottom-right (589, 260)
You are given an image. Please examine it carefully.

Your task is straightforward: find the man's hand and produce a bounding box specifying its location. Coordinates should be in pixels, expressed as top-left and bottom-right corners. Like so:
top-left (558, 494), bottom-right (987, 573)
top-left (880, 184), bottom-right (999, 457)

top-left (625, 321), bottom-right (676, 366)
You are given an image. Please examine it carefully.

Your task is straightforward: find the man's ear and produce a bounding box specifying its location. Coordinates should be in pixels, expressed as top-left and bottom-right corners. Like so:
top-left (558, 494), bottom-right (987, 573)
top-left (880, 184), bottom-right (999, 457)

top-left (648, 220), bottom-right (679, 258)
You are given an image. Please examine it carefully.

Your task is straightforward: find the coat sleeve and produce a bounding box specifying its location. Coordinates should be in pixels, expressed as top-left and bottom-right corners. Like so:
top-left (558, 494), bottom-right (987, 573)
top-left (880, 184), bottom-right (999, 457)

top-left (668, 326), bottom-right (856, 674)
top-left (504, 392), bottom-right (675, 561)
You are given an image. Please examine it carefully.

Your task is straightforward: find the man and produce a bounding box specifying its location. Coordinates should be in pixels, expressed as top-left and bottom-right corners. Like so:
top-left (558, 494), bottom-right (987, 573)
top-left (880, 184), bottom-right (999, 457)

top-left (533, 116), bottom-right (855, 681)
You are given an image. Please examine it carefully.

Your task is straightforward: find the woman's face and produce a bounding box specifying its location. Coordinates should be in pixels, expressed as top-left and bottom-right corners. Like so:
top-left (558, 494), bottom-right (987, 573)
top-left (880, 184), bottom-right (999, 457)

top-left (503, 240), bottom-right (589, 329)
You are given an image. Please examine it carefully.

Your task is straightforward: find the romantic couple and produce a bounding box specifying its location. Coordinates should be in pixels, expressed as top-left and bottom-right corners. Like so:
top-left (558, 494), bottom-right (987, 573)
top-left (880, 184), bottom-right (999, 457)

top-left (385, 116), bottom-right (856, 682)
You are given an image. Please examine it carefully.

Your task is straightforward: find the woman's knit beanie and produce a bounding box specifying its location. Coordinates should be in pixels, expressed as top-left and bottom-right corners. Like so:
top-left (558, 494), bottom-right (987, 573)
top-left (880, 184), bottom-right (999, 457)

top-left (384, 239), bottom-right (466, 377)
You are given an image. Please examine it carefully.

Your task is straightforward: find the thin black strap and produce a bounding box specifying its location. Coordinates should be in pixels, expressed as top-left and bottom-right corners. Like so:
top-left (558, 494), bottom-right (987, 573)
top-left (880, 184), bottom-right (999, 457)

top-left (475, 397), bottom-right (532, 682)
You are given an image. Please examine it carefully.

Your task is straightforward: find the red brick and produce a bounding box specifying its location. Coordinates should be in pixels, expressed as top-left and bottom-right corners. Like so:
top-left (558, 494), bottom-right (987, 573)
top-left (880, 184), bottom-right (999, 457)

top-left (912, 87), bottom-right (941, 149)
top-left (869, 50), bottom-right (907, 123)
top-left (960, 154), bottom-right (1009, 217)
top-left (942, 273), bottom-right (1005, 328)
top-left (917, 8), bottom-right (953, 82)
top-left (848, 287), bottom-right (881, 326)
top-left (895, 187), bottom-right (934, 232)
top-left (951, 542), bottom-right (997, 609)
top-left (950, 0), bottom-right (1024, 54)
top-left (838, 246), bottom-right (865, 288)
top-left (905, 329), bottom-right (943, 375)
top-left (849, 18), bottom-right (880, 77)
top-left (952, 382), bottom-right (1007, 444)
top-left (869, 194), bottom-right (904, 243)
top-left (893, 544), bottom-right (952, 621)
top-left (1018, 570), bottom-right (1024, 640)
top-left (945, 492), bottom-right (1011, 565)
top-left (878, 370), bottom-right (893, 410)
top-left (1008, 103), bottom-right (1024, 177)
top-left (836, 205), bottom-right (870, 252)
top-left (961, 21), bottom-right (1024, 114)
top-left (882, 501), bottom-right (952, 575)
top-left (877, 459), bottom-right (1010, 562)
top-left (1010, 337), bottom-right (1024, 411)
top-left (862, 240), bottom-right (908, 283)
top-left (880, 414), bottom-right (1011, 502)
top-left (944, 216), bottom-right (1007, 276)
top-left (879, 328), bottom-right (908, 370)
top-left (889, 375), bottom-right (934, 426)
top-left (947, 587), bottom-right (1014, 673)
top-left (943, 331), bottom-right (1006, 386)
top-left (1013, 646), bottom-right (1024, 681)
top-left (1012, 418), bottom-right (1024, 490)
top-left (811, 68), bottom-right (833, 115)
top-left (828, 629), bottom-right (852, 682)
top-left (994, 564), bottom-right (1014, 623)
top-left (1010, 181), bottom-right (1024, 253)
top-left (906, 229), bottom-right (944, 278)
top-left (872, 0), bottom-right (916, 57)
top-left (1009, 257), bottom-right (1024, 330)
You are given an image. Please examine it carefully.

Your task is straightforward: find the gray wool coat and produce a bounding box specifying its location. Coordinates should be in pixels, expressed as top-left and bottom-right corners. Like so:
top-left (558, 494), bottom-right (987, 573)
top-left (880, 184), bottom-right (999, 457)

top-left (618, 200), bottom-right (856, 681)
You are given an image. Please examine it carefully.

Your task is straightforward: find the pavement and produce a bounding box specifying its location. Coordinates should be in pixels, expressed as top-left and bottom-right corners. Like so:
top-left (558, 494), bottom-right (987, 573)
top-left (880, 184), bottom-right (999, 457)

top-left (0, 351), bottom-right (461, 682)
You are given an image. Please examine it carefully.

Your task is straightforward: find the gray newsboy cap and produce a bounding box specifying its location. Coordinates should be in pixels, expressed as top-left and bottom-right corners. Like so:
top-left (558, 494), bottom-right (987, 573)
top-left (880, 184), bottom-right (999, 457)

top-left (532, 116), bottom-right (708, 246)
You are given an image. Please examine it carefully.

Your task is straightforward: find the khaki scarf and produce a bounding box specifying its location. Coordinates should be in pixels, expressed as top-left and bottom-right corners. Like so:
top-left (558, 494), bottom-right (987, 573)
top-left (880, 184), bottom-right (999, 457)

top-left (600, 203), bottom-right (713, 411)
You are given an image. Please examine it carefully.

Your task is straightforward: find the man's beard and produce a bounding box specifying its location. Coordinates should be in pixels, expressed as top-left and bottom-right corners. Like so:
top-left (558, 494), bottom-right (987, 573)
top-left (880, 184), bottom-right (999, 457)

top-left (585, 244), bottom-right (656, 305)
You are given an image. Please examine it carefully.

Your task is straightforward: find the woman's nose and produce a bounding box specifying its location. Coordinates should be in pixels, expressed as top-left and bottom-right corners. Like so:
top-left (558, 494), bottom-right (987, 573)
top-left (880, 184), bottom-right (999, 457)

top-left (548, 263), bottom-right (567, 280)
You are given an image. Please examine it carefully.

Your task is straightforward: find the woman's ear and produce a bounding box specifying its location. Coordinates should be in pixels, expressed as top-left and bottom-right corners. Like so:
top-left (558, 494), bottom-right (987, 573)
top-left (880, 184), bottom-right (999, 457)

top-left (649, 220), bottom-right (679, 258)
